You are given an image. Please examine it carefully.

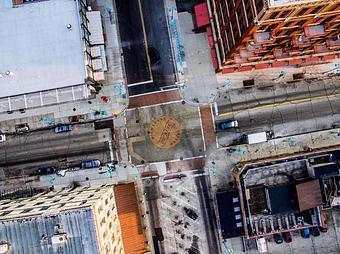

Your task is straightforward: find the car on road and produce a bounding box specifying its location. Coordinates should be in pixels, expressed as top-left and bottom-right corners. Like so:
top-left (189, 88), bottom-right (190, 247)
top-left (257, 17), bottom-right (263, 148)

top-left (0, 134), bottom-right (6, 142)
top-left (219, 120), bottom-right (238, 130)
top-left (274, 233), bottom-right (283, 244)
top-left (35, 166), bottom-right (56, 176)
top-left (184, 207), bottom-right (198, 220)
top-left (80, 160), bottom-right (101, 169)
top-left (54, 125), bottom-right (72, 133)
top-left (282, 232), bottom-right (292, 243)
top-left (256, 237), bottom-right (268, 253)
top-left (301, 228), bottom-right (310, 238)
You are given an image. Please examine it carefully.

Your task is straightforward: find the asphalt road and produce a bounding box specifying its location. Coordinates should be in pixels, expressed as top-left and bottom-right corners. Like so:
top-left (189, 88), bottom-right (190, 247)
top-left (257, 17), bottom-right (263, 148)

top-left (115, 0), bottom-right (176, 96)
top-left (141, 0), bottom-right (176, 86)
top-left (115, 0), bottom-right (151, 84)
top-left (215, 77), bottom-right (340, 146)
top-left (0, 124), bottom-right (112, 178)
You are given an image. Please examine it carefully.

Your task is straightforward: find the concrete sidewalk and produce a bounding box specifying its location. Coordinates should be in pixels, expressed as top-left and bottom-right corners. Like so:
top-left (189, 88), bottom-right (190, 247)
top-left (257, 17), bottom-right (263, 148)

top-left (172, 8), bottom-right (339, 106)
top-left (207, 127), bottom-right (340, 192)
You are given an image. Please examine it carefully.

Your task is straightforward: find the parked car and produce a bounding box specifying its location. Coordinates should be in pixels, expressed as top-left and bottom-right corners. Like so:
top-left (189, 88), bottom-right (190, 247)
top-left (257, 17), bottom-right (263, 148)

top-left (0, 134), bottom-right (6, 142)
top-left (301, 228), bottom-right (310, 238)
top-left (310, 227), bottom-right (320, 237)
top-left (80, 160), bottom-right (101, 169)
top-left (184, 207), bottom-right (198, 220)
top-left (256, 237), bottom-right (268, 253)
top-left (219, 120), bottom-right (238, 130)
top-left (54, 125), bottom-right (72, 133)
top-left (282, 232), bottom-right (292, 243)
top-left (274, 233), bottom-right (283, 244)
top-left (35, 166), bottom-right (56, 176)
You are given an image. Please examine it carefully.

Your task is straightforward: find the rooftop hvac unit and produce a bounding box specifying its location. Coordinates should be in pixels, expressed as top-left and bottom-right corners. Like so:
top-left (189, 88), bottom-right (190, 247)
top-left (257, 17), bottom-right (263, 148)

top-left (51, 234), bottom-right (67, 244)
top-left (0, 243), bottom-right (9, 254)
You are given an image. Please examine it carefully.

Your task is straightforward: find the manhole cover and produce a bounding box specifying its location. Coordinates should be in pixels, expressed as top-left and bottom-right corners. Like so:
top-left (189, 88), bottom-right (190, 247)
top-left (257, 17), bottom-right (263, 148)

top-left (149, 116), bottom-right (182, 148)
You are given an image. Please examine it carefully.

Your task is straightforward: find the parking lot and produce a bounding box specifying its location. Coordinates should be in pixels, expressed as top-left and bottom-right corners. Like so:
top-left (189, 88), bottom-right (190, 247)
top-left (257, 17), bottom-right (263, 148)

top-left (223, 208), bottom-right (340, 254)
top-left (142, 172), bottom-right (219, 254)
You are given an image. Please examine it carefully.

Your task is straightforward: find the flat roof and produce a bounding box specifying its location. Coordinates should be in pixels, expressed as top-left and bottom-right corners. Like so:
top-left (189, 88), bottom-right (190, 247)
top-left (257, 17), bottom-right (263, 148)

top-left (267, 184), bottom-right (295, 214)
top-left (0, 0), bottom-right (86, 98)
top-left (296, 179), bottom-right (323, 211)
top-left (0, 208), bottom-right (100, 254)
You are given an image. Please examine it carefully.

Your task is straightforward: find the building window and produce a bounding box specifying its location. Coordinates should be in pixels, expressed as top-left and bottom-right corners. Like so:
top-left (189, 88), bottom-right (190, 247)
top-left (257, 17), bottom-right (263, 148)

top-left (296, 20), bottom-right (307, 27)
top-left (310, 6), bottom-right (323, 14)
top-left (40, 206), bottom-right (49, 211)
top-left (298, 8), bottom-right (309, 16)
top-left (1, 211), bottom-right (12, 216)
top-left (105, 199), bottom-right (108, 205)
top-left (269, 12), bottom-right (279, 19)
top-left (107, 210), bottom-right (111, 217)
top-left (35, 202), bottom-right (45, 206)
top-left (266, 24), bottom-right (278, 32)
top-left (22, 208), bottom-right (33, 213)
top-left (98, 205), bottom-right (103, 213)
top-left (280, 10), bottom-right (290, 18)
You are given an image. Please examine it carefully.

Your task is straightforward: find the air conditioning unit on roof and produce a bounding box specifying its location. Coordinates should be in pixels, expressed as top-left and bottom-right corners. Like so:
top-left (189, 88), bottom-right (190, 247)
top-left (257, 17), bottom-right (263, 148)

top-left (51, 234), bottom-right (67, 244)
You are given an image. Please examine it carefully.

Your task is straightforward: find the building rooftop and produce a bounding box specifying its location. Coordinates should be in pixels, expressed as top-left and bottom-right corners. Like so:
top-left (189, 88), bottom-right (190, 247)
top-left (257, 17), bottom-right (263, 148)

top-left (296, 179), bottom-right (323, 211)
top-left (114, 183), bottom-right (148, 254)
top-left (0, 208), bottom-right (99, 254)
top-left (267, 184), bottom-right (295, 214)
top-left (0, 0), bottom-right (86, 98)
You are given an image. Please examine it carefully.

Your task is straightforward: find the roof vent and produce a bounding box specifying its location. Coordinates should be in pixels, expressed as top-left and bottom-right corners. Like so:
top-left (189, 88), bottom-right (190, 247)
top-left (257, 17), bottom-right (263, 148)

top-left (67, 24), bottom-right (72, 30)
top-left (51, 234), bottom-right (67, 244)
top-left (5, 71), bottom-right (13, 76)
top-left (0, 242), bottom-right (10, 254)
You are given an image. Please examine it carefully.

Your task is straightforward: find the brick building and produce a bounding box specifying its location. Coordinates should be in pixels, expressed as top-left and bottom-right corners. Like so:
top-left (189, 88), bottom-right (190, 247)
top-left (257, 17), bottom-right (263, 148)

top-left (207, 0), bottom-right (340, 73)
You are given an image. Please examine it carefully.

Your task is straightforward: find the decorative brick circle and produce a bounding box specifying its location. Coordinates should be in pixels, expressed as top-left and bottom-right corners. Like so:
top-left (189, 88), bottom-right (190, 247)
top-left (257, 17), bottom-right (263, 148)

top-left (149, 116), bottom-right (182, 148)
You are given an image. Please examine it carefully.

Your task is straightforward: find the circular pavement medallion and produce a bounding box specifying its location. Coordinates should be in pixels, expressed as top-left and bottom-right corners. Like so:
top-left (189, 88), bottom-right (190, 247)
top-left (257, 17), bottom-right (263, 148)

top-left (149, 116), bottom-right (182, 148)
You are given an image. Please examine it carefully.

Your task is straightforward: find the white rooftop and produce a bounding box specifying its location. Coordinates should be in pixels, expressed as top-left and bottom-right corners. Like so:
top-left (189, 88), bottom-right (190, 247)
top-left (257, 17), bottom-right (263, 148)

top-left (0, 0), bottom-right (86, 98)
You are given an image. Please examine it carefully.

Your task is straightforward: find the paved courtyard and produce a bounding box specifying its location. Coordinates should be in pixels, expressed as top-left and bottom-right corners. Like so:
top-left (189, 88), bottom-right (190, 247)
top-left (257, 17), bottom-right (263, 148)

top-left (142, 171), bottom-right (219, 254)
top-left (125, 102), bottom-right (205, 164)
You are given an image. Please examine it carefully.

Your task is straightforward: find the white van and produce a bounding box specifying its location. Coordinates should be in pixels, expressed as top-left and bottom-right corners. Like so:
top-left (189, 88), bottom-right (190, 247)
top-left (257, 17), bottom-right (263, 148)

top-left (246, 132), bottom-right (268, 144)
top-left (256, 237), bottom-right (268, 253)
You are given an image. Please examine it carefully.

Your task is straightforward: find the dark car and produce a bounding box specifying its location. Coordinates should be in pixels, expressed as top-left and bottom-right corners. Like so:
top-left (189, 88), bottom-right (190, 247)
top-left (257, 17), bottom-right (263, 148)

top-left (274, 233), bottom-right (283, 244)
top-left (54, 125), bottom-right (72, 133)
top-left (310, 227), bottom-right (320, 237)
top-left (282, 232), bottom-right (292, 243)
top-left (35, 166), bottom-right (56, 175)
top-left (184, 207), bottom-right (198, 220)
top-left (301, 228), bottom-right (310, 238)
top-left (219, 120), bottom-right (238, 130)
top-left (80, 160), bottom-right (101, 169)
